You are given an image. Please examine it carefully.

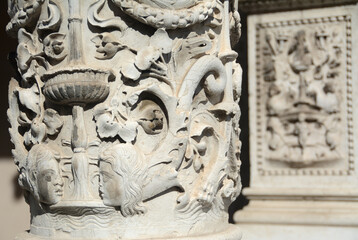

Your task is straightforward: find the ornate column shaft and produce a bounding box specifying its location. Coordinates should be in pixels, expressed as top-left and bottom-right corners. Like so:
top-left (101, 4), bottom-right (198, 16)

top-left (6, 0), bottom-right (243, 239)
top-left (234, 2), bottom-right (358, 239)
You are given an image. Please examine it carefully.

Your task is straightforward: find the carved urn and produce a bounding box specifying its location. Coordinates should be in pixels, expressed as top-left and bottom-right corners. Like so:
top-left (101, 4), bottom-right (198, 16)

top-left (42, 68), bottom-right (112, 105)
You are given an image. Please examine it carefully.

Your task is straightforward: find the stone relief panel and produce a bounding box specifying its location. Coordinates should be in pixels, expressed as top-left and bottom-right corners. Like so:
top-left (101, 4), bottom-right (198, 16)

top-left (7, 0), bottom-right (242, 239)
top-left (254, 15), bottom-right (354, 175)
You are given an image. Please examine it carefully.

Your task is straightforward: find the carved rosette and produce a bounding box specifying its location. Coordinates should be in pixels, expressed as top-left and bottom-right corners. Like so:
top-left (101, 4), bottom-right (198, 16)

top-left (7, 0), bottom-right (242, 239)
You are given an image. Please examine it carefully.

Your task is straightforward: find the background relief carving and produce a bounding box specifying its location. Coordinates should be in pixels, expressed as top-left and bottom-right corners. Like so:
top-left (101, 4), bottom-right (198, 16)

top-left (234, 5), bottom-right (358, 240)
top-left (255, 15), bottom-right (354, 175)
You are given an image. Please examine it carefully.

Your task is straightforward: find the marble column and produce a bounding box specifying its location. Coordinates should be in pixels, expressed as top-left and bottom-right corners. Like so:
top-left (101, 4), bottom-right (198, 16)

top-left (234, 2), bottom-right (358, 239)
top-left (6, 0), bottom-right (243, 239)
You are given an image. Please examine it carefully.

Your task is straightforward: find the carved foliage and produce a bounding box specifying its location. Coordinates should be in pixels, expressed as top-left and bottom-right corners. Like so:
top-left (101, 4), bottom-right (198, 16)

top-left (7, 0), bottom-right (241, 237)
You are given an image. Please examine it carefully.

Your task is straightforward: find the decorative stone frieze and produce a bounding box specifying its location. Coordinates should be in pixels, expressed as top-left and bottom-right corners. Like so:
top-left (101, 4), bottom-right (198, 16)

top-left (234, 4), bottom-right (358, 239)
top-left (6, 0), bottom-right (243, 239)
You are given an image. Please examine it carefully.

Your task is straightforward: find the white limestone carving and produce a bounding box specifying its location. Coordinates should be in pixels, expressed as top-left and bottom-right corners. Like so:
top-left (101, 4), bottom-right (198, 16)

top-left (7, 0), bottom-right (242, 239)
top-left (234, 4), bottom-right (358, 239)
top-left (263, 19), bottom-right (345, 166)
top-left (247, 6), bottom-right (355, 176)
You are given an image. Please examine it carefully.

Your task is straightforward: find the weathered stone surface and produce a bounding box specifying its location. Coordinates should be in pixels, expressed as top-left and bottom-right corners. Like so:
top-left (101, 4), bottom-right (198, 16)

top-left (7, 0), bottom-right (243, 239)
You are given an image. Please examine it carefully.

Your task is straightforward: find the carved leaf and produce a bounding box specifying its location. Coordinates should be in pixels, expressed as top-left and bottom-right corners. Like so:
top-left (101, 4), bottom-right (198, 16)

top-left (91, 34), bottom-right (102, 47)
top-left (122, 62), bottom-right (141, 80)
top-left (126, 93), bottom-right (140, 108)
top-left (150, 29), bottom-right (172, 54)
top-left (118, 121), bottom-right (138, 143)
top-left (93, 105), bottom-right (110, 119)
top-left (26, 119), bottom-right (47, 145)
top-left (95, 112), bottom-right (138, 142)
top-left (18, 29), bottom-right (38, 53)
top-left (17, 44), bottom-right (33, 72)
top-left (184, 143), bottom-right (194, 162)
top-left (43, 109), bottom-right (63, 135)
top-left (16, 84), bottom-right (40, 114)
top-left (96, 113), bottom-right (121, 138)
top-left (18, 112), bottom-right (31, 126)
top-left (135, 46), bottom-right (160, 71)
top-left (121, 50), bottom-right (141, 80)
top-left (17, 29), bottom-right (48, 78)
top-left (8, 78), bottom-right (29, 169)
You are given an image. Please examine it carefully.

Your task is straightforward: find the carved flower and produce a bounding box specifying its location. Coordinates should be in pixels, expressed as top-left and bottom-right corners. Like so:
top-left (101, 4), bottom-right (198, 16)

top-left (121, 28), bottom-right (172, 81)
top-left (16, 29), bottom-right (47, 81)
top-left (91, 32), bottom-right (125, 60)
top-left (43, 33), bottom-right (67, 61)
top-left (20, 109), bottom-right (63, 145)
top-left (94, 106), bottom-right (138, 143)
top-left (135, 46), bottom-right (161, 71)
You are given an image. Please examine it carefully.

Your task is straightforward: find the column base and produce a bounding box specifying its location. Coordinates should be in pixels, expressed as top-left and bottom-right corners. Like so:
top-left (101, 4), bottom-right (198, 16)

top-left (14, 224), bottom-right (242, 240)
top-left (234, 199), bottom-right (358, 240)
top-left (238, 224), bottom-right (358, 240)
top-left (234, 200), bottom-right (358, 226)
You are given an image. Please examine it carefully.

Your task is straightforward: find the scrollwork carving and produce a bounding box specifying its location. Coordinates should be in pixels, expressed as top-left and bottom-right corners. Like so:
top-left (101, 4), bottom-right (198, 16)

top-left (7, 0), bottom-right (242, 238)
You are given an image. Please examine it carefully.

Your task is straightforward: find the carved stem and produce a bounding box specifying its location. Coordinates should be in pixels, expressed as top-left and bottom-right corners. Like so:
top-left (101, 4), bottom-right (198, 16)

top-left (222, 0), bottom-right (234, 102)
top-left (67, 0), bottom-right (91, 200)
top-left (71, 105), bottom-right (92, 199)
top-left (34, 74), bottom-right (45, 119)
top-left (68, 0), bottom-right (84, 64)
top-left (298, 72), bottom-right (306, 100)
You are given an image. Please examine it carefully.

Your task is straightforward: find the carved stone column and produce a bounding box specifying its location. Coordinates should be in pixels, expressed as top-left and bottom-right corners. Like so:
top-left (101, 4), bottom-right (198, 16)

top-left (6, 0), bottom-right (243, 239)
top-left (234, 2), bottom-right (358, 239)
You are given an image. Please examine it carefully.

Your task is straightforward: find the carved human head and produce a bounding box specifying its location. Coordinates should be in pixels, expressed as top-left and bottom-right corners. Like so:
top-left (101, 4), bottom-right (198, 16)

top-left (99, 143), bottom-right (147, 216)
top-left (21, 144), bottom-right (64, 205)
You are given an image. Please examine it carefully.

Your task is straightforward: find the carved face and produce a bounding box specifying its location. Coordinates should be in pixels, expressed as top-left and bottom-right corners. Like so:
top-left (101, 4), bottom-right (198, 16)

top-left (99, 144), bottom-right (147, 216)
top-left (36, 158), bottom-right (64, 205)
top-left (99, 161), bottom-right (125, 206)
